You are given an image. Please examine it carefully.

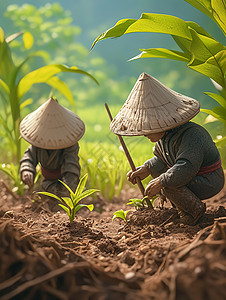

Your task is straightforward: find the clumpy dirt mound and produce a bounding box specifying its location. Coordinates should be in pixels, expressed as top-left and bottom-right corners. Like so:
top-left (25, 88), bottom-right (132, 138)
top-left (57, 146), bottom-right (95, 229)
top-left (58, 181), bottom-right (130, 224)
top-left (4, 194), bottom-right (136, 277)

top-left (0, 181), bottom-right (226, 299)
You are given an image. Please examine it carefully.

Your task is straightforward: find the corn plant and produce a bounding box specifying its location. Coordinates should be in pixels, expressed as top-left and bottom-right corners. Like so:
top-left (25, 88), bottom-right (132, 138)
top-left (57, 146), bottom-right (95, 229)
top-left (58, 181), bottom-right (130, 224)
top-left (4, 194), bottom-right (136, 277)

top-left (112, 209), bottom-right (130, 223)
top-left (92, 0), bottom-right (226, 146)
top-left (37, 174), bottom-right (99, 223)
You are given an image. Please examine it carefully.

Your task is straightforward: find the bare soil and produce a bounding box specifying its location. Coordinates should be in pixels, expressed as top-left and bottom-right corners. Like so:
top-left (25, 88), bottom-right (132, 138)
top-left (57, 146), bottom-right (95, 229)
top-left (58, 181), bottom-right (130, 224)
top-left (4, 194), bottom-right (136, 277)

top-left (0, 178), bottom-right (226, 300)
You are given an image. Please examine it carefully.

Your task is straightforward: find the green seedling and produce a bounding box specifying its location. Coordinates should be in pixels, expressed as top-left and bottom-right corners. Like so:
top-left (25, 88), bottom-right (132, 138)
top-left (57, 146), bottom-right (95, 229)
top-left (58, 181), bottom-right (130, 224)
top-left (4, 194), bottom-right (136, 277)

top-left (112, 209), bottom-right (130, 223)
top-left (37, 173), bottom-right (99, 223)
top-left (127, 198), bottom-right (144, 209)
top-left (127, 195), bottom-right (158, 209)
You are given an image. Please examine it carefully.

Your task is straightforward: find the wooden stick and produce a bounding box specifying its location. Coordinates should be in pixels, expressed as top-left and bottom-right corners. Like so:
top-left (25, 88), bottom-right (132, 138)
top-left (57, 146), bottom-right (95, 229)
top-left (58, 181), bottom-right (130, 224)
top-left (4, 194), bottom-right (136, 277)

top-left (105, 103), bottom-right (146, 197)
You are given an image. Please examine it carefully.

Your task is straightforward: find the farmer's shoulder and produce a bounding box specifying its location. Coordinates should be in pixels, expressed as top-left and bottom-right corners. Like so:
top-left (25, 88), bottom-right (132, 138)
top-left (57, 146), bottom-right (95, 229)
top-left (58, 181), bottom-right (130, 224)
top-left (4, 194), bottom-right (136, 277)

top-left (179, 122), bottom-right (213, 145)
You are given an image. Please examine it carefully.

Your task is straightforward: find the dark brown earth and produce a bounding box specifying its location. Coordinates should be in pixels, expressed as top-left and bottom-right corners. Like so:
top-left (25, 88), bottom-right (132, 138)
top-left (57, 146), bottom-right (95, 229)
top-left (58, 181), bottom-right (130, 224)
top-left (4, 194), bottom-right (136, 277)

top-left (0, 175), bottom-right (226, 300)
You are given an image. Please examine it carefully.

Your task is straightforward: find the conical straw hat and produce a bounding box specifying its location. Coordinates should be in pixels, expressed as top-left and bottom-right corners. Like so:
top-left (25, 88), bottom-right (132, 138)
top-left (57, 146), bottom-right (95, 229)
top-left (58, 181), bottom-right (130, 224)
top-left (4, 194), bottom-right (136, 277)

top-left (20, 97), bottom-right (85, 149)
top-left (110, 72), bottom-right (200, 135)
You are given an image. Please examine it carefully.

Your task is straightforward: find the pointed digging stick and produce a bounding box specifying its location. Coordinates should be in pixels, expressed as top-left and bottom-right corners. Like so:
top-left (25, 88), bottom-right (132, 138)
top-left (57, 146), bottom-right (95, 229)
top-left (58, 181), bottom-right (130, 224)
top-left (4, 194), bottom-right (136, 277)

top-left (105, 103), bottom-right (152, 208)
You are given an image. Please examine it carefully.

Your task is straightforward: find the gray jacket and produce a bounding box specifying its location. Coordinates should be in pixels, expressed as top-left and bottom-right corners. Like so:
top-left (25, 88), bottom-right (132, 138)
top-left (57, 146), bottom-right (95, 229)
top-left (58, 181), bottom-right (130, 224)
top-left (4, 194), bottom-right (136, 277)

top-left (144, 122), bottom-right (220, 188)
top-left (20, 143), bottom-right (81, 192)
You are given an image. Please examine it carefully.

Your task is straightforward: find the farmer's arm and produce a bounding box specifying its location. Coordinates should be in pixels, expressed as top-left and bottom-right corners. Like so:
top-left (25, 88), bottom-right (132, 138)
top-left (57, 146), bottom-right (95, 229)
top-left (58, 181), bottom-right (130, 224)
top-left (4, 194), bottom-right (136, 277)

top-left (127, 154), bottom-right (167, 185)
top-left (61, 143), bottom-right (81, 191)
top-left (144, 156), bottom-right (168, 178)
top-left (20, 145), bottom-right (38, 187)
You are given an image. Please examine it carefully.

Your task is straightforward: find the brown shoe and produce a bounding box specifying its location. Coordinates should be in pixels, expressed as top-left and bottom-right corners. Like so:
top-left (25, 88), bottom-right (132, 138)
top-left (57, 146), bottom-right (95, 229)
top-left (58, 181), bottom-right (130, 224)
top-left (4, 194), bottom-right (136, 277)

top-left (178, 203), bottom-right (206, 226)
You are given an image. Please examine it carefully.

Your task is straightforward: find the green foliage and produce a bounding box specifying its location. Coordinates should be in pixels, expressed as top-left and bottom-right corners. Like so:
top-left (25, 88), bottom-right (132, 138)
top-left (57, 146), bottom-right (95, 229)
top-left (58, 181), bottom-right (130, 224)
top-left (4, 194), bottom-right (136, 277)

top-left (0, 162), bottom-right (41, 195)
top-left (79, 142), bottom-right (128, 200)
top-left (127, 195), bottom-right (157, 209)
top-left (37, 173), bottom-right (98, 223)
top-left (112, 209), bottom-right (130, 222)
top-left (92, 0), bottom-right (226, 146)
top-left (0, 26), bottom-right (97, 167)
top-left (0, 163), bottom-right (24, 195)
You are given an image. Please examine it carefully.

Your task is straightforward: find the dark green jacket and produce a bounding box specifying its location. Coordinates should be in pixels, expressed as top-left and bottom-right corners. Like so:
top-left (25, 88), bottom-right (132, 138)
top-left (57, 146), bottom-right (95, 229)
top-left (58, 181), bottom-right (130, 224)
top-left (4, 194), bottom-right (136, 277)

top-left (144, 122), bottom-right (220, 188)
top-left (20, 143), bottom-right (81, 190)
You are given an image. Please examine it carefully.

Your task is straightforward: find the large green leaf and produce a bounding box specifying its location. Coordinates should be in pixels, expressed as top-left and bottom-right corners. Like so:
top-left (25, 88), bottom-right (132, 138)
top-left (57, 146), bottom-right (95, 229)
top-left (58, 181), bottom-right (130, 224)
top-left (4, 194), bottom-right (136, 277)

top-left (188, 29), bottom-right (226, 87)
top-left (185, 0), bottom-right (226, 35)
top-left (189, 57), bottom-right (225, 88)
top-left (130, 48), bottom-right (190, 62)
top-left (211, 0), bottom-right (226, 35)
top-left (92, 13), bottom-right (194, 48)
top-left (184, 0), bottom-right (213, 19)
top-left (0, 27), bottom-right (14, 81)
top-left (205, 92), bottom-right (226, 109)
top-left (201, 107), bottom-right (226, 122)
top-left (18, 64), bottom-right (98, 99)
top-left (189, 28), bottom-right (225, 62)
top-left (172, 21), bottom-right (214, 55)
top-left (46, 76), bottom-right (74, 105)
top-left (0, 79), bottom-right (9, 94)
top-left (92, 13), bottom-right (216, 49)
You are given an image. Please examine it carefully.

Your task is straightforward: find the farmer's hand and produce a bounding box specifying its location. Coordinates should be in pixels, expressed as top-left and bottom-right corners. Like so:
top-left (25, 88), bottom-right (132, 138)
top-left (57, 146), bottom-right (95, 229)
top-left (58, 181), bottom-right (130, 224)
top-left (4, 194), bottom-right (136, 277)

top-left (127, 165), bottom-right (150, 184)
top-left (21, 171), bottom-right (34, 188)
top-left (145, 177), bottom-right (162, 199)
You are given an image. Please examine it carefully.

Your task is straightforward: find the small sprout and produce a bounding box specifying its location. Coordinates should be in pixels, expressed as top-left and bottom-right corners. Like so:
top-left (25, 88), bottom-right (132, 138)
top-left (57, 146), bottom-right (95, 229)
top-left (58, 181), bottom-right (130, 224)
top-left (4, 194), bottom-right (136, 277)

top-left (112, 209), bottom-right (130, 222)
top-left (37, 173), bottom-right (99, 223)
top-left (127, 195), bottom-right (157, 209)
top-left (127, 198), bottom-right (144, 209)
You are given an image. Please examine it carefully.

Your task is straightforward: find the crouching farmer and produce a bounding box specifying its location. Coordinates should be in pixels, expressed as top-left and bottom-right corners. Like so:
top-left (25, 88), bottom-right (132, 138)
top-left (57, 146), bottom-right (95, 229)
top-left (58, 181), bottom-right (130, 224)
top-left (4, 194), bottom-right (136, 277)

top-left (20, 97), bottom-right (85, 197)
top-left (110, 73), bottom-right (225, 225)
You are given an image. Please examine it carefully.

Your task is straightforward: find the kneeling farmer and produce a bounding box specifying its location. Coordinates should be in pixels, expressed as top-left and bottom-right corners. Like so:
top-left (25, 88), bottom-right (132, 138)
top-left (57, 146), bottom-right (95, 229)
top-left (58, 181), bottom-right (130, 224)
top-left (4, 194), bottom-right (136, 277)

top-left (20, 97), bottom-right (85, 196)
top-left (110, 73), bottom-right (225, 225)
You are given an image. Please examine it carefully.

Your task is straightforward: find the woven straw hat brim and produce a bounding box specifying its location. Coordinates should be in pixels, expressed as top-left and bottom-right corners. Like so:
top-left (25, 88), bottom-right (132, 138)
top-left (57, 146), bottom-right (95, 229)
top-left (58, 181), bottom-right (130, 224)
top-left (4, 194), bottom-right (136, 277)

top-left (110, 73), bottom-right (200, 136)
top-left (20, 98), bottom-right (85, 149)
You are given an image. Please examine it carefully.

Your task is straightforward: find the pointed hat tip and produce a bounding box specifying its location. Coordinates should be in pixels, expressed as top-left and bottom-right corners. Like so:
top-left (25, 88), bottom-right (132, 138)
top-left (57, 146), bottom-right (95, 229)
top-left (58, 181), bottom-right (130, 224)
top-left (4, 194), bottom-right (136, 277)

top-left (139, 72), bottom-right (150, 81)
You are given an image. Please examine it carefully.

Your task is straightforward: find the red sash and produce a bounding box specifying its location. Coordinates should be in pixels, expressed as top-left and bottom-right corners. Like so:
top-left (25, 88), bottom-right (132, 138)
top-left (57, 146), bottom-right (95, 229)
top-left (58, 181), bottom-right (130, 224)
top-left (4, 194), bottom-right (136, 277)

top-left (197, 158), bottom-right (222, 175)
top-left (41, 166), bottom-right (61, 180)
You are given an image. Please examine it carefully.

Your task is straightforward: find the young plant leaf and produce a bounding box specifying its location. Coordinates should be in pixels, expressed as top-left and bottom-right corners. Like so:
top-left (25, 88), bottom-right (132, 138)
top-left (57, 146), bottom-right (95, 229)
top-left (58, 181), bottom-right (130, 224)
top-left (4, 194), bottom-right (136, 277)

top-left (112, 209), bottom-right (130, 222)
top-left (59, 179), bottom-right (74, 195)
top-left (36, 174), bottom-right (97, 223)
top-left (75, 189), bottom-right (100, 203)
top-left (127, 198), bottom-right (144, 208)
top-left (37, 191), bottom-right (63, 203)
top-left (74, 173), bottom-right (88, 199)
top-left (130, 48), bottom-right (190, 62)
top-left (61, 197), bottom-right (74, 210)
top-left (73, 203), bottom-right (94, 215)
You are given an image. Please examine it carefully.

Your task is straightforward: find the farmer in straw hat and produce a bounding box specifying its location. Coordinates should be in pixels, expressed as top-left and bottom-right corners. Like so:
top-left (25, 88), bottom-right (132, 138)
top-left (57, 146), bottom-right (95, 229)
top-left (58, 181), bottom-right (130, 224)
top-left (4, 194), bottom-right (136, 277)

top-left (20, 97), bottom-right (85, 197)
top-left (111, 72), bottom-right (225, 225)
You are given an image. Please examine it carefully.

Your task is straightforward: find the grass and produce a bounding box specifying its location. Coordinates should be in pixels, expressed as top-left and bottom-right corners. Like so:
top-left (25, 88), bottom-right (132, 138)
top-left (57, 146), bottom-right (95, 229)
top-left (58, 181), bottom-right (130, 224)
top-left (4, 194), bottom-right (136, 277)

top-left (79, 139), bottom-right (154, 200)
